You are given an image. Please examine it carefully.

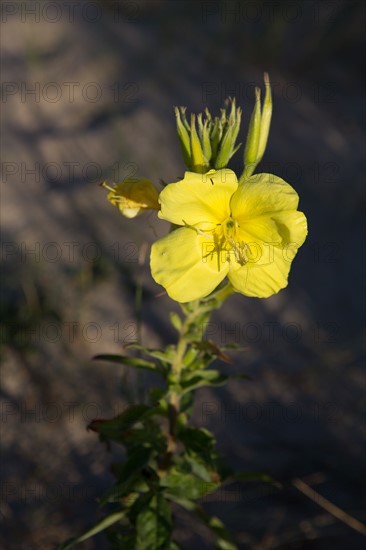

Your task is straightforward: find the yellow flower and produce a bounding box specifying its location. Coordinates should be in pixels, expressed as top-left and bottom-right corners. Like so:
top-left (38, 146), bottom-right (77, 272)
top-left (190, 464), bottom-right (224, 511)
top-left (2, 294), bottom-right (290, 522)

top-left (150, 169), bottom-right (307, 302)
top-left (102, 179), bottom-right (159, 218)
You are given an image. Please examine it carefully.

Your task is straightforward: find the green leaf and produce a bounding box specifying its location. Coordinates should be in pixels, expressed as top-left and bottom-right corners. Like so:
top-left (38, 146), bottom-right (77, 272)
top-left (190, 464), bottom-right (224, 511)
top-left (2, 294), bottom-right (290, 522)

top-left (135, 494), bottom-right (172, 550)
top-left (162, 470), bottom-right (209, 500)
top-left (88, 404), bottom-right (152, 441)
top-left (192, 340), bottom-right (234, 364)
top-left (203, 516), bottom-right (238, 550)
top-left (123, 425), bottom-right (167, 454)
top-left (129, 490), bottom-right (154, 520)
top-left (180, 369), bottom-right (251, 395)
top-left (180, 370), bottom-right (229, 394)
top-left (125, 344), bottom-right (175, 368)
top-left (100, 446), bottom-right (153, 504)
top-left (177, 426), bottom-right (216, 464)
top-left (120, 446), bottom-right (153, 480)
top-left (182, 346), bottom-right (198, 368)
top-left (57, 511), bottom-right (127, 550)
top-left (178, 391), bottom-right (194, 415)
top-left (93, 354), bottom-right (163, 374)
top-left (183, 454), bottom-right (218, 483)
top-left (165, 497), bottom-right (237, 550)
top-left (169, 311), bottom-right (182, 331)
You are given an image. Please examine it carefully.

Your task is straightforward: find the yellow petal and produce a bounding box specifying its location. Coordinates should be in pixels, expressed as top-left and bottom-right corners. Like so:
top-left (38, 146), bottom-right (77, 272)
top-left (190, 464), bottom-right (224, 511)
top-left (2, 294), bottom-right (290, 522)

top-left (158, 169), bottom-right (238, 229)
top-left (120, 206), bottom-right (142, 218)
top-left (228, 209), bottom-right (307, 298)
top-left (231, 173), bottom-right (299, 222)
top-left (228, 246), bottom-right (293, 298)
top-left (270, 210), bottom-right (308, 249)
top-left (150, 227), bottom-right (228, 302)
top-left (235, 210), bottom-right (307, 266)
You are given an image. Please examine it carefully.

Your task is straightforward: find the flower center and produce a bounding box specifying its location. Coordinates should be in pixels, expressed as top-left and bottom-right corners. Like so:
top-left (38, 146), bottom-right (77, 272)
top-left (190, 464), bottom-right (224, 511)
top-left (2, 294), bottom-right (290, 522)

top-left (214, 217), bottom-right (248, 267)
top-left (222, 217), bottom-right (236, 240)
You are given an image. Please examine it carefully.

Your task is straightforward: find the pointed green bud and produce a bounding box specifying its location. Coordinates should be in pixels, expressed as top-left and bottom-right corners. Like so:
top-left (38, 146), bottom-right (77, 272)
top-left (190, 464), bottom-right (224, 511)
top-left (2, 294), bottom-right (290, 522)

top-left (215, 130), bottom-right (232, 169)
top-left (230, 105), bottom-right (242, 151)
top-left (202, 119), bottom-right (212, 162)
top-left (244, 87), bottom-right (261, 177)
top-left (220, 107), bottom-right (226, 126)
top-left (210, 116), bottom-right (222, 160)
top-left (256, 72), bottom-right (272, 164)
top-left (204, 107), bottom-right (212, 123)
top-left (180, 106), bottom-right (190, 132)
top-left (175, 107), bottom-right (191, 169)
top-left (212, 98), bottom-right (243, 169)
top-left (190, 114), bottom-right (207, 173)
top-left (197, 112), bottom-right (204, 140)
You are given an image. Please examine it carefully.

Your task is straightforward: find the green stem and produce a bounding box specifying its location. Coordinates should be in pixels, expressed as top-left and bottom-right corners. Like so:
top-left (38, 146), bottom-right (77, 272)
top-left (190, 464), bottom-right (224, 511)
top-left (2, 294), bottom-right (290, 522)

top-left (168, 313), bottom-right (190, 439)
top-left (167, 283), bottom-right (233, 443)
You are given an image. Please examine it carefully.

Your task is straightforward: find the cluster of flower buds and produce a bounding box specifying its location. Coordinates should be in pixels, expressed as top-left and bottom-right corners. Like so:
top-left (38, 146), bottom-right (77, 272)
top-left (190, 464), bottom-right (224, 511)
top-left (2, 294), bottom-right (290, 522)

top-left (175, 98), bottom-right (242, 174)
top-left (174, 73), bottom-right (272, 178)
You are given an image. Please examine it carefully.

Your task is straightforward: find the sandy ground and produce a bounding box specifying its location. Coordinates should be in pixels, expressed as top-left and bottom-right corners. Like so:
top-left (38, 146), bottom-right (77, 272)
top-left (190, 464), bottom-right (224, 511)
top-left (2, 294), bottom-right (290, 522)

top-left (1, 1), bottom-right (365, 549)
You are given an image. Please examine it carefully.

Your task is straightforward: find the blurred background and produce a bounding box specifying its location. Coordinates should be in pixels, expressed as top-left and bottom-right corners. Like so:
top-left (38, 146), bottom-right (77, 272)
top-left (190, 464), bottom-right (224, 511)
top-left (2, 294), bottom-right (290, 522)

top-left (1, 1), bottom-right (365, 548)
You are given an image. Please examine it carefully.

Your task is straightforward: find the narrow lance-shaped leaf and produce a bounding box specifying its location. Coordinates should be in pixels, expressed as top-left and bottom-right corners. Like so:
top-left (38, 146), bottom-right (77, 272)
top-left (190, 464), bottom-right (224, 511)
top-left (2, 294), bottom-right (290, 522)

top-left (165, 495), bottom-right (238, 550)
top-left (93, 354), bottom-right (163, 374)
top-left (179, 369), bottom-right (251, 395)
top-left (87, 404), bottom-right (152, 440)
top-left (123, 343), bottom-right (174, 367)
top-left (57, 511), bottom-right (127, 550)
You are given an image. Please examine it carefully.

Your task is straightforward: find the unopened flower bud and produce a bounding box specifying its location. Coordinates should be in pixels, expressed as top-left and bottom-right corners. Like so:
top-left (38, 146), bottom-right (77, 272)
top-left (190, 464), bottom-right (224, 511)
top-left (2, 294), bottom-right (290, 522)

top-left (102, 179), bottom-right (159, 218)
top-left (243, 73), bottom-right (273, 179)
